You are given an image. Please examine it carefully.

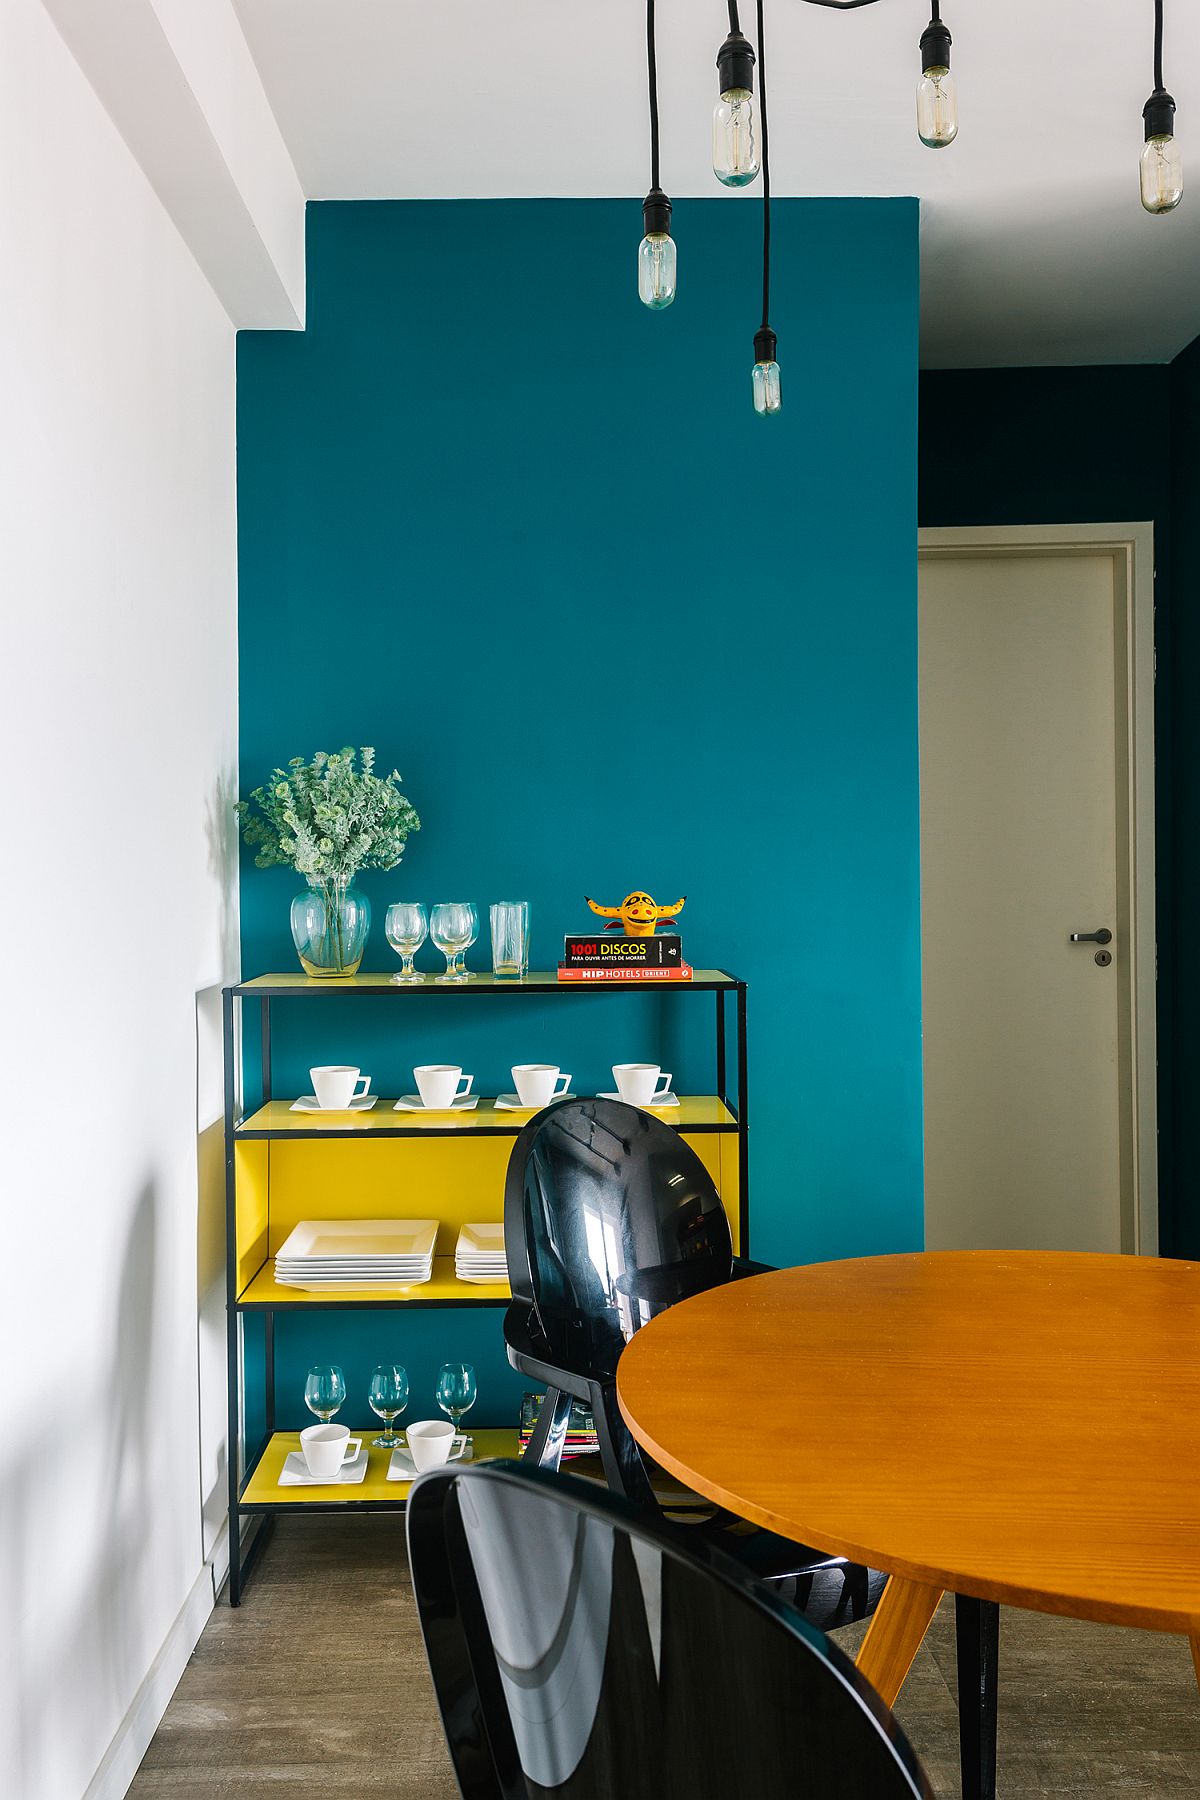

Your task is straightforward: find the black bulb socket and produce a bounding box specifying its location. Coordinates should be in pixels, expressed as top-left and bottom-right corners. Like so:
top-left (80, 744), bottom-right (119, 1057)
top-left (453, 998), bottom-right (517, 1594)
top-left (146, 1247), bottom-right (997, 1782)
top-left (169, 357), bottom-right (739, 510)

top-left (754, 326), bottom-right (778, 366)
top-left (643, 188), bottom-right (673, 237)
top-left (920, 19), bottom-right (952, 75)
top-left (1144, 89), bottom-right (1177, 141)
top-left (717, 29), bottom-right (756, 97)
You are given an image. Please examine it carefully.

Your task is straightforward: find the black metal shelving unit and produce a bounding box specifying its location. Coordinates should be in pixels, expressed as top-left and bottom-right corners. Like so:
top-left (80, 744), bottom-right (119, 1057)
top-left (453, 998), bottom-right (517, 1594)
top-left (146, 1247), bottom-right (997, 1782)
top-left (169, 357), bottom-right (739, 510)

top-left (222, 968), bottom-right (748, 1603)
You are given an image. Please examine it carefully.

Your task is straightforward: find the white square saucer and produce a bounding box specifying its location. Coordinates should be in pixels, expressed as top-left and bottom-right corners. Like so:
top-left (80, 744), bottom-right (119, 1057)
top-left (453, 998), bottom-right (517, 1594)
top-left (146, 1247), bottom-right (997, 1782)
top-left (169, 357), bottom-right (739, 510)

top-left (597, 1090), bottom-right (679, 1108)
top-left (494, 1093), bottom-right (576, 1110)
top-left (394, 1094), bottom-right (479, 1112)
top-left (290, 1094), bottom-right (378, 1113)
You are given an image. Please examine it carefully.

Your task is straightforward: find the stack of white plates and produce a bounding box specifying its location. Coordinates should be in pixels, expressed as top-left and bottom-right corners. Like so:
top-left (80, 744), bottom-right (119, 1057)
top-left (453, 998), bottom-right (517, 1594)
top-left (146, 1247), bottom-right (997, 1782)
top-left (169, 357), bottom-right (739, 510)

top-left (274, 1219), bottom-right (437, 1290)
top-left (455, 1222), bottom-right (507, 1285)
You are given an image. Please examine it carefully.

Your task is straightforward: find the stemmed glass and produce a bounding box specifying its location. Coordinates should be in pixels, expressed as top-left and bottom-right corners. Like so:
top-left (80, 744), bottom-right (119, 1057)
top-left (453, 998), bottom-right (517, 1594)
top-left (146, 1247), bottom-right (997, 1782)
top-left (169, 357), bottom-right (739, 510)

top-left (304, 1365), bottom-right (346, 1424)
top-left (459, 903), bottom-right (479, 979)
top-left (435, 1361), bottom-right (477, 1450)
top-left (430, 903), bottom-right (477, 984)
top-left (368, 1363), bottom-right (409, 1448)
top-left (385, 902), bottom-right (428, 984)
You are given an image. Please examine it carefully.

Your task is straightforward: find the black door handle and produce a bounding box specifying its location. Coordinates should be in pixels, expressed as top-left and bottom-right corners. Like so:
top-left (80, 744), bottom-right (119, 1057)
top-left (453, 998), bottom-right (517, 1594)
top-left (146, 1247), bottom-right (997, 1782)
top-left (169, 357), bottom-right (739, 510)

top-left (1069, 929), bottom-right (1112, 945)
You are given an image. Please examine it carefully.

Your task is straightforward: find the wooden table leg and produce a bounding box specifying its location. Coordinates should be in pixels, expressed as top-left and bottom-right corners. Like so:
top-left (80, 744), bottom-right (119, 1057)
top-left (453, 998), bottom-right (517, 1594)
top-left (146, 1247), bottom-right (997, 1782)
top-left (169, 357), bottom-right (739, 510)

top-left (1189, 1635), bottom-right (1200, 1692)
top-left (856, 1574), bottom-right (945, 1707)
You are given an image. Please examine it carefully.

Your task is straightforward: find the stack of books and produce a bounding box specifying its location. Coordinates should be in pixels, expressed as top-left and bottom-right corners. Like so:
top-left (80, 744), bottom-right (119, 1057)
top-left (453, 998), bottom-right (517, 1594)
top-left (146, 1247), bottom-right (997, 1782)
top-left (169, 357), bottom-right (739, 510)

top-left (518, 1391), bottom-right (600, 1460)
top-left (557, 933), bottom-right (693, 983)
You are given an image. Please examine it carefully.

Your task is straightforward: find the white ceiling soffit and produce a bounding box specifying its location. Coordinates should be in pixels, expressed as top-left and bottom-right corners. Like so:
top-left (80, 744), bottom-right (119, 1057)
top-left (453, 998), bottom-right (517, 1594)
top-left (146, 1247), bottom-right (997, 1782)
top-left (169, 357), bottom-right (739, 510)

top-left (45, 0), bottom-right (304, 329)
top-left (233, 0), bottom-right (1200, 367)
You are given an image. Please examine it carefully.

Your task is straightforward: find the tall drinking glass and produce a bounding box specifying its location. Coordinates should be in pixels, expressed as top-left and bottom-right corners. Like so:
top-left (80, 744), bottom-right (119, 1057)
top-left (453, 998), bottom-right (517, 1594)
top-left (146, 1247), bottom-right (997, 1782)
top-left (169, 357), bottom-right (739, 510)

top-left (490, 901), bottom-right (530, 979)
top-left (385, 902), bottom-right (427, 984)
top-left (430, 902), bottom-right (475, 984)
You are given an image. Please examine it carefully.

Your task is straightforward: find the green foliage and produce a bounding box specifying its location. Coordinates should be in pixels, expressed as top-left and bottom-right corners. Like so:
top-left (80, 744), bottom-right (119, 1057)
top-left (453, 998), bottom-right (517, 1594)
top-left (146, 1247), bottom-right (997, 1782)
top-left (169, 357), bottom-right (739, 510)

top-left (237, 747), bottom-right (420, 883)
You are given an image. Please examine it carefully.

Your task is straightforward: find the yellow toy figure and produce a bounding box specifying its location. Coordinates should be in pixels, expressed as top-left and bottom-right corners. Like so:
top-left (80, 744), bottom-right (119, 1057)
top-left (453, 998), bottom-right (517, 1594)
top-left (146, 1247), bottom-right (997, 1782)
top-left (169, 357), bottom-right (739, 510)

top-left (585, 891), bottom-right (686, 938)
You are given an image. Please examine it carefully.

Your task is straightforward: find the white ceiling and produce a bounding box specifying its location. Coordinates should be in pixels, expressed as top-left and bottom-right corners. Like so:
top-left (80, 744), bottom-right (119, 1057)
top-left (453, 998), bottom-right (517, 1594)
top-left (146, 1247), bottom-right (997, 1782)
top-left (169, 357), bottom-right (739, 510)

top-left (234, 0), bottom-right (1200, 367)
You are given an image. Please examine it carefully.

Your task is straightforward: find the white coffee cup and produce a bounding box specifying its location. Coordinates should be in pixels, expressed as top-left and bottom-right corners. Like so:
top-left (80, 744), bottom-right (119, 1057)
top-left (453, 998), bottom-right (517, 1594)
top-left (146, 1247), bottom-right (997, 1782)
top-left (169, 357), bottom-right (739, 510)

top-left (613, 1063), bottom-right (673, 1105)
top-left (406, 1419), bottom-right (465, 1472)
top-left (512, 1064), bottom-right (572, 1108)
top-left (414, 1064), bottom-right (474, 1109)
top-left (299, 1422), bottom-right (362, 1479)
top-left (310, 1065), bottom-right (371, 1110)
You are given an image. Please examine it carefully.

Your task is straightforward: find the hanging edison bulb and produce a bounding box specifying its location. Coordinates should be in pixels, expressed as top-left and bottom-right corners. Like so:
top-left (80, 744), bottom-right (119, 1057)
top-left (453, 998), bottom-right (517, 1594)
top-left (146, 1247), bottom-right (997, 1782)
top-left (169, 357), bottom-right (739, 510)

top-left (713, 29), bottom-right (759, 187)
top-left (752, 328), bottom-right (781, 417)
top-left (1142, 91), bottom-right (1183, 213)
top-left (638, 188), bottom-right (677, 308)
top-left (917, 13), bottom-right (957, 148)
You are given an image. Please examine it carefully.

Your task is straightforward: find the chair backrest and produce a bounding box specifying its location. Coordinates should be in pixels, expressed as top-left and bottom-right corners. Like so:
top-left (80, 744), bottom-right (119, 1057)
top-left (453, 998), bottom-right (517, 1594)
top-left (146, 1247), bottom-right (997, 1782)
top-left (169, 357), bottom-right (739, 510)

top-left (408, 1461), bottom-right (933, 1800)
top-left (504, 1098), bottom-right (734, 1380)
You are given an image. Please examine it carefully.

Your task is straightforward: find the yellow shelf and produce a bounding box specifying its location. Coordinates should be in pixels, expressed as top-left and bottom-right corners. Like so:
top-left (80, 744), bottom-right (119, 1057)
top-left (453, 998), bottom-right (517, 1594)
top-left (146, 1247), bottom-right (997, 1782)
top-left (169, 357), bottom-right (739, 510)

top-left (235, 969), bottom-right (738, 993)
top-left (237, 1254), bottom-right (511, 1308)
top-left (241, 1427), bottom-right (521, 1507)
top-left (237, 1095), bottom-right (738, 1136)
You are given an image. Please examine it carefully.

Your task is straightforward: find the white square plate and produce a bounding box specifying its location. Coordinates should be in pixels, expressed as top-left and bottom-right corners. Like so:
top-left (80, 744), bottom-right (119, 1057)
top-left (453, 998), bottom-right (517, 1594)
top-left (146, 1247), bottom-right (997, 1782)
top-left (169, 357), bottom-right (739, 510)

top-left (455, 1222), bottom-right (505, 1255)
top-left (274, 1266), bottom-right (433, 1292)
top-left (275, 1219), bottom-right (439, 1261)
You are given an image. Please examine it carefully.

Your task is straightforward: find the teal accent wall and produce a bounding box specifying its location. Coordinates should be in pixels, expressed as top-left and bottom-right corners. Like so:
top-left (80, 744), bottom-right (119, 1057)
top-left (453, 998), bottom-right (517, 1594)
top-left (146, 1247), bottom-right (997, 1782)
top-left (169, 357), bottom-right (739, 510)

top-left (918, 365), bottom-right (1184, 1253)
top-left (237, 198), bottom-right (922, 1424)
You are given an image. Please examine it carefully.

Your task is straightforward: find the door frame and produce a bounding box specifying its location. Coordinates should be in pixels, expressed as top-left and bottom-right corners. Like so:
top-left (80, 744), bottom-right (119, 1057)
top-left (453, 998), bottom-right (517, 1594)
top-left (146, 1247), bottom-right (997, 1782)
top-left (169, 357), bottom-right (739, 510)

top-left (917, 522), bottom-right (1158, 1256)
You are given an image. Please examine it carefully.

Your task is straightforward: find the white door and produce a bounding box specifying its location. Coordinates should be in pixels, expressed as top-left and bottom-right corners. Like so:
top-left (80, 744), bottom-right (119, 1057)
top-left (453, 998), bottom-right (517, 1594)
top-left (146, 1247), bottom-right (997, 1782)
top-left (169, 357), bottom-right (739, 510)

top-left (918, 530), bottom-right (1155, 1254)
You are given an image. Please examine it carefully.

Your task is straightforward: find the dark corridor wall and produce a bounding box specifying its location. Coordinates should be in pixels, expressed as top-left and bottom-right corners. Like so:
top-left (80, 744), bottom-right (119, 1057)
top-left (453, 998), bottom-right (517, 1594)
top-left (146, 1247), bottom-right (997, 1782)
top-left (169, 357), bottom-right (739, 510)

top-left (918, 365), bottom-right (1190, 1254)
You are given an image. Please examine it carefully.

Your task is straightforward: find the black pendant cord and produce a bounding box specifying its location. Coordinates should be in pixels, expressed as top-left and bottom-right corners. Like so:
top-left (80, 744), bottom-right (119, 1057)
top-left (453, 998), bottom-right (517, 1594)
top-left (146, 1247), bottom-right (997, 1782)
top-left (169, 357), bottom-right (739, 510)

top-left (757, 0), bottom-right (771, 333)
top-left (647, 0), bottom-right (660, 189)
top-left (728, 0), bottom-right (741, 32)
top-left (930, 0), bottom-right (941, 20)
top-left (1154, 0), bottom-right (1165, 93)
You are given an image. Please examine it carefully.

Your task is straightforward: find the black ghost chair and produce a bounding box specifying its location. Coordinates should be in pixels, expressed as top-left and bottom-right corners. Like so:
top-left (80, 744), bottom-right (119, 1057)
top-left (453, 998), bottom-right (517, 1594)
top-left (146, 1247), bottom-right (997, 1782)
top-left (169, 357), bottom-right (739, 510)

top-left (502, 1096), bottom-right (885, 1630)
top-left (407, 1459), bottom-right (933, 1800)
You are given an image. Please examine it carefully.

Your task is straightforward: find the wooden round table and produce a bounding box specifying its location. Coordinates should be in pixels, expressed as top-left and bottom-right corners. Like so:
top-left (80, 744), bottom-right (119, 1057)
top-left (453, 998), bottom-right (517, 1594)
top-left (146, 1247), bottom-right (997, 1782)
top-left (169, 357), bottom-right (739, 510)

top-left (616, 1252), bottom-right (1200, 1718)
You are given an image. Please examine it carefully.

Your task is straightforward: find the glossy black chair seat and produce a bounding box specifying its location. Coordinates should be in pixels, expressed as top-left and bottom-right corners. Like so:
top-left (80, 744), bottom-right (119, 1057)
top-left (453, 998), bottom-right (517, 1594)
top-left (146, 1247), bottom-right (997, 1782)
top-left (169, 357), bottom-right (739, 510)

top-left (408, 1461), bottom-right (933, 1800)
top-left (503, 1097), bottom-right (885, 1629)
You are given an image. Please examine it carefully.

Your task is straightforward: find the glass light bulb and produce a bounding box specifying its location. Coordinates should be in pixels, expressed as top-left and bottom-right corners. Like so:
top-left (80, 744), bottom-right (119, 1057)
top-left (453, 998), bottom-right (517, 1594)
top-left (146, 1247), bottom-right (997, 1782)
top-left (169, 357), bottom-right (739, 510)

top-left (638, 232), bottom-right (677, 309)
top-left (917, 66), bottom-right (958, 148)
top-left (752, 360), bottom-right (782, 417)
top-left (1141, 134), bottom-right (1183, 213)
top-left (713, 88), bottom-right (759, 187)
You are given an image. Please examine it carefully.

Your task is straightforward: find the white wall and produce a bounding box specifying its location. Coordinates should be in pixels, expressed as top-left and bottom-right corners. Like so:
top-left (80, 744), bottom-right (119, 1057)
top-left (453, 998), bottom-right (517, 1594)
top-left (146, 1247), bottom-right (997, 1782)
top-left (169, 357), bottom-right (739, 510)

top-left (0, 1), bottom-right (240, 1793)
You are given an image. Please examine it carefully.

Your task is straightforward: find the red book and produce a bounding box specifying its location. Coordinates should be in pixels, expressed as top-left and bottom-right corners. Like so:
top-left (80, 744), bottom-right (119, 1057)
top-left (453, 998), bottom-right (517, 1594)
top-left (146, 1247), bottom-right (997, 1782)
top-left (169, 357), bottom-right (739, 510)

top-left (556, 962), bottom-right (694, 983)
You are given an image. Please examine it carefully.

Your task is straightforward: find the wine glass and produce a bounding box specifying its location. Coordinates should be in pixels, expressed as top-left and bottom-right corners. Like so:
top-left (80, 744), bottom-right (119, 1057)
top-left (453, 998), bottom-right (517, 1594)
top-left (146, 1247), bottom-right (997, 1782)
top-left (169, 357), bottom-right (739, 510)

top-left (458, 902), bottom-right (480, 981)
top-left (435, 1361), bottom-right (477, 1449)
top-left (368, 1363), bottom-right (409, 1448)
top-left (304, 1364), bottom-right (346, 1424)
top-left (430, 903), bottom-right (476, 984)
top-left (386, 902), bottom-right (427, 984)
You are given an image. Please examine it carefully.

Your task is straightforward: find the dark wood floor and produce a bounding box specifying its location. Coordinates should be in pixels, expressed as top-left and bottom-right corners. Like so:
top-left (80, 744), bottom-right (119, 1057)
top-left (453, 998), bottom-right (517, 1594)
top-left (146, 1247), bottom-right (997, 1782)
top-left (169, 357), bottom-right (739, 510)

top-left (129, 1517), bottom-right (1200, 1797)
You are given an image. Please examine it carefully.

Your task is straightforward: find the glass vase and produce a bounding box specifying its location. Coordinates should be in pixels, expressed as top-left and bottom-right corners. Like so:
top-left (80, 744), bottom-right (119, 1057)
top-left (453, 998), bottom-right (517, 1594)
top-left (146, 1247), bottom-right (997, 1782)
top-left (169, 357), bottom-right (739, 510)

top-left (290, 878), bottom-right (371, 978)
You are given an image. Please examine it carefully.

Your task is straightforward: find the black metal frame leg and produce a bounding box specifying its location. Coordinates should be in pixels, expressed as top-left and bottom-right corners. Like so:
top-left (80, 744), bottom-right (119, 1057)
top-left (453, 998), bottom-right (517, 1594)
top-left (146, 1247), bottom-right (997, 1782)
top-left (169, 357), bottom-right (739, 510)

top-left (524, 1387), bottom-right (572, 1471)
top-left (955, 1594), bottom-right (1000, 1800)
